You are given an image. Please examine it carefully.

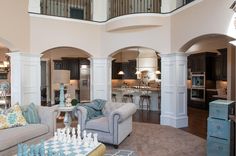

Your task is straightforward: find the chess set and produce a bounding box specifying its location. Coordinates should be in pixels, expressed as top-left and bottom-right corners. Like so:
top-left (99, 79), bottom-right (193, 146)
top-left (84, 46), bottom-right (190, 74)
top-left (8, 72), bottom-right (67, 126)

top-left (17, 124), bottom-right (101, 156)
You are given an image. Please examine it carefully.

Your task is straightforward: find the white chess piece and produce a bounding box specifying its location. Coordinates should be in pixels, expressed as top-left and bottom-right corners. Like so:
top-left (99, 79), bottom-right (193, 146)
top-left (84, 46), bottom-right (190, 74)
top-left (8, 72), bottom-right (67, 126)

top-left (87, 133), bottom-right (92, 144)
top-left (93, 133), bottom-right (99, 146)
top-left (72, 128), bottom-right (75, 136)
top-left (66, 128), bottom-right (70, 136)
top-left (54, 132), bottom-right (58, 141)
top-left (72, 135), bottom-right (77, 144)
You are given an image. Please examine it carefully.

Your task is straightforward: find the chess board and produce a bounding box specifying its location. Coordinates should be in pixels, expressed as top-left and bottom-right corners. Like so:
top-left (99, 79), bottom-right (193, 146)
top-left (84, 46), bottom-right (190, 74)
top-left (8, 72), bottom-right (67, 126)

top-left (44, 138), bottom-right (101, 156)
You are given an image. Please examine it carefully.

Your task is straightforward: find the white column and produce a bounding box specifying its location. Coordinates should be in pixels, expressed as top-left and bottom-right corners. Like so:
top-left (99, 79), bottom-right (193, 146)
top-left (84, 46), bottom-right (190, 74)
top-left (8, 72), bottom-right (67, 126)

top-left (92, 0), bottom-right (108, 21)
top-left (160, 53), bottom-right (188, 128)
top-left (90, 57), bottom-right (112, 100)
top-left (28, 0), bottom-right (41, 13)
top-left (161, 0), bottom-right (183, 13)
top-left (7, 52), bottom-right (41, 106)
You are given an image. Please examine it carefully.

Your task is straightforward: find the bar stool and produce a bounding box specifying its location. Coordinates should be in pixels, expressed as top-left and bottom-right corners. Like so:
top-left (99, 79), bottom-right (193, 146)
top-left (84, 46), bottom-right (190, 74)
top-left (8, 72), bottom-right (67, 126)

top-left (158, 94), bottom-right (161, 111)
top-left (112, 93), bottom-right (117, 102)
top-left (122, 94), bottom-right (134, 103)
top-left (139, 95), bottom-right (151, 111)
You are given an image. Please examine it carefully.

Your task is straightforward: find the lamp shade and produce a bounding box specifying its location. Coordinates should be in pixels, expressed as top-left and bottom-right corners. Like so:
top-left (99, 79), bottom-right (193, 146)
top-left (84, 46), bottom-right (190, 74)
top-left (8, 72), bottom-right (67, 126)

top-left (54, 70), bottom-right (70, 84)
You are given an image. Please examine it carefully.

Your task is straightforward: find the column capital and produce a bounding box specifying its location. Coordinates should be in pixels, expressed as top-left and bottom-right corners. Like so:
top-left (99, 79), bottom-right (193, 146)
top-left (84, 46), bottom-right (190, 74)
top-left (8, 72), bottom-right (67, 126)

top-left (159, 52), bottom-right (188, 58)
top-left (7, 52), bottom-right (42, 58)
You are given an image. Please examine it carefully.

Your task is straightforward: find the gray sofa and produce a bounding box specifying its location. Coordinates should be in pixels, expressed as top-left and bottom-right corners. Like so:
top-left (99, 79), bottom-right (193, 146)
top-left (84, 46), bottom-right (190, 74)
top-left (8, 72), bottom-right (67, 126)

top-left (0, 105), bottom-right (58, 156)
top-left (77, 101), bottom-right (137, 148)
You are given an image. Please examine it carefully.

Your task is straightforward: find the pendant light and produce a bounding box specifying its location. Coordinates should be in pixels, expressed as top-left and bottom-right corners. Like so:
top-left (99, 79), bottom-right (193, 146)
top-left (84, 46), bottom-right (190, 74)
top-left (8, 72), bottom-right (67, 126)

top-left (118, 51), bottom-right (125, 75)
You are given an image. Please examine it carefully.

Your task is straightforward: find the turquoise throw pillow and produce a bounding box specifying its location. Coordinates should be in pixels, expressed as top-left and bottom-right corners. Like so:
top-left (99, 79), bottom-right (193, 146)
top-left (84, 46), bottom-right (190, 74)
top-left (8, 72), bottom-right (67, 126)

top-left (21, 103), bottom-right (40, 124)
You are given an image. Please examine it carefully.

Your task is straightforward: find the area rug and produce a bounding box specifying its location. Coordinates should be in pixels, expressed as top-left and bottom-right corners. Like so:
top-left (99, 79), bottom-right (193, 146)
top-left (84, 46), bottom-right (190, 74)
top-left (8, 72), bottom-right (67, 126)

top-left (105, 150), bottom-right (135, 156)
top-left (105, 122), bottom-right (206, 156)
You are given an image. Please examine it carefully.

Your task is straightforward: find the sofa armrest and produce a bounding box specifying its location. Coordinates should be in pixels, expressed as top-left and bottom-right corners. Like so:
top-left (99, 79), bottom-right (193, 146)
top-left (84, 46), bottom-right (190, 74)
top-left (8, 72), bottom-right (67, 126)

top-left (109, 103), bottom-right (136, 123)
top-left (77, 106), bottom-right (88, 131)
top-left (37, 105), bottom-right (58, 135)
top-left (108, 103), bottom-right (136, 132)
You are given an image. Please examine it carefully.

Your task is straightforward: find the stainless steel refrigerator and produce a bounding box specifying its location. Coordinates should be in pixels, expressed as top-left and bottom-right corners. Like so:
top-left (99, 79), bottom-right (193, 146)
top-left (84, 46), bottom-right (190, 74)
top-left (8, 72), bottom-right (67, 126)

top-left (80, 65), bottom-right (90, 102)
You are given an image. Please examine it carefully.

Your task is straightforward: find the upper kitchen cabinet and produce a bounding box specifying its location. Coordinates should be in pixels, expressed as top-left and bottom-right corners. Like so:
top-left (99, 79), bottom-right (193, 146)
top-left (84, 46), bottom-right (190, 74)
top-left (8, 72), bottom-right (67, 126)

top-left (112, 60), bottom-right (136, 79)
top-left (188, 52), bottom-right (216, 80)
top-left (215, 49), bottom-right (227, 81)
top-left (54, 57), bottom-right (90, 80)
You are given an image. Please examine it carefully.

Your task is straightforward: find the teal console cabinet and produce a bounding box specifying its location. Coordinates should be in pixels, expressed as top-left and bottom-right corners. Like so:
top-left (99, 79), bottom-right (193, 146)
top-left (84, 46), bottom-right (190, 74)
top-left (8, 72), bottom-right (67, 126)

top-left (207, 100), bottom-right (235, 156)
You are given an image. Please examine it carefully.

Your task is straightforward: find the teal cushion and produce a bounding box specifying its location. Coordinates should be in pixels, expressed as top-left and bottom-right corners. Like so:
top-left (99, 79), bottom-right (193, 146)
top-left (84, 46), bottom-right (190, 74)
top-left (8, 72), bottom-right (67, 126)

top-left (21, 103), bottom-right (40, 124)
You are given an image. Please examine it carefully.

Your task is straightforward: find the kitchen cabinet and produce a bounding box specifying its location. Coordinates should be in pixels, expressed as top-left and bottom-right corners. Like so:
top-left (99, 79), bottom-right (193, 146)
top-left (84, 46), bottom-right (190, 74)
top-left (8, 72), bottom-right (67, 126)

top-left (112, 60), bottom-right (136, 79)
top-left (54, 58), bottom-right (90, 80)
top-left (215, 49), bottom-right (227, 81)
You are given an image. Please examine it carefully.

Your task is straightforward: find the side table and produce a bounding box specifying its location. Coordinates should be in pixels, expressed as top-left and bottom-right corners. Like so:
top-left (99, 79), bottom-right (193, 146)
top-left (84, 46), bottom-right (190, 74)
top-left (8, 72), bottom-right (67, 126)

top-left (57, 106), bottom-right (75, 129)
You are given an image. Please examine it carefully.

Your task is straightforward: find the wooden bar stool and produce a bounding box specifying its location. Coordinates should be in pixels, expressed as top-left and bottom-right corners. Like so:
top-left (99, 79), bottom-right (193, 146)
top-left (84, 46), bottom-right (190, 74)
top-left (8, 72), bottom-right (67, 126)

top-left (139, 95), bottom-right (151, 111)
top-left (112, 93), bottom-right (117, 102)
top-left (122, 94), bottom-right (134, 103)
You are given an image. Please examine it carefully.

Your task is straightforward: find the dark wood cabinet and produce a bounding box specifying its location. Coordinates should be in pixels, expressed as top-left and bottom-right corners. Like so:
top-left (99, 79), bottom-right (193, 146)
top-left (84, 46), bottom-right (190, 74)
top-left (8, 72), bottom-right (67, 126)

top-left (215, 49), bottom-right (227, 81)
top-left (112, 60), bottom-right (136, 79)
top-left (54, 58), bottom-right (90, 80)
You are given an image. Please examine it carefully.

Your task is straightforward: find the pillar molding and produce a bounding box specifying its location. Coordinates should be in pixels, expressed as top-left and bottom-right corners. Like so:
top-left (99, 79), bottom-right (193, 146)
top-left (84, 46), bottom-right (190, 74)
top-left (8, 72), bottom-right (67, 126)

top-left (160, 52), bottom-right (188, 128)
top-left (28, 0), bottom-right (41, 13)
top-left (7, 52), bottom-right (41, 105)
top-left (92, 0), bottom-right (108, 21)
top-left (90, 57), bottom-right (112, 101)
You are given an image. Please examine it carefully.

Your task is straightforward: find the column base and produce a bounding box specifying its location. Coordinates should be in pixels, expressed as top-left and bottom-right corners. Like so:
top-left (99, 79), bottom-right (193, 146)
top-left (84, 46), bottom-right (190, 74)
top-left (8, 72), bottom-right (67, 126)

top-left (160, 115), bottom-right (188, 128)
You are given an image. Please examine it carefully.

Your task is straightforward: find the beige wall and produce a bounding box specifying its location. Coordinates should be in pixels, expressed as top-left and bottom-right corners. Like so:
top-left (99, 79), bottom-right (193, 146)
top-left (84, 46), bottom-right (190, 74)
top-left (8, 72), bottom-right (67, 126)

top-left (170, 0), bottom-right (235, 52)
top-left (0, 0), bottom-right (30, 51)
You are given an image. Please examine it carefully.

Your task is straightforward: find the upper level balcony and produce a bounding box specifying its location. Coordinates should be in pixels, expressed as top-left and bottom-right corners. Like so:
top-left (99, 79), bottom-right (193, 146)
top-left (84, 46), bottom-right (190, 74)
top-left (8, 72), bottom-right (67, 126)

top-left (29, 0), bottom-right (195, 22)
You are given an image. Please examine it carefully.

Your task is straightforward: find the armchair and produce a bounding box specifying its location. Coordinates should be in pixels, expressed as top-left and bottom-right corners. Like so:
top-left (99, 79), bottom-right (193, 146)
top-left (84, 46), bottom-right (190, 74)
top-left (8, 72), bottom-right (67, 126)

top-left (77, 101), bottom-right (137, 148)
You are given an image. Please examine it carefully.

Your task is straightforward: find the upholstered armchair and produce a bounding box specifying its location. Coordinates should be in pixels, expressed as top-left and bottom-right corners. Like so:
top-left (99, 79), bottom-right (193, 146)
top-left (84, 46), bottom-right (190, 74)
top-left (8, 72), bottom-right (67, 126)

top-left (77, 101), bottom-right (137, 148)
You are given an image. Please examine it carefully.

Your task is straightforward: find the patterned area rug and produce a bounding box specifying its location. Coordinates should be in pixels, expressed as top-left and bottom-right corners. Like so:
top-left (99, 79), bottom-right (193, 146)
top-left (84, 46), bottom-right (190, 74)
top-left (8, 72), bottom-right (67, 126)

top-left (105, 150), bottom-right (135, 156)
top-left (105, 122), bottom-right (206, 156)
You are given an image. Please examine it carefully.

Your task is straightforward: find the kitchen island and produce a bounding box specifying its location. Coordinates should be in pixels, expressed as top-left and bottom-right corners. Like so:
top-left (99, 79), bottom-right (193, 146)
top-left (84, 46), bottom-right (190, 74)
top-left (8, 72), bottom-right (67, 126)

top-left (112, 87), bottom-right (161, 111)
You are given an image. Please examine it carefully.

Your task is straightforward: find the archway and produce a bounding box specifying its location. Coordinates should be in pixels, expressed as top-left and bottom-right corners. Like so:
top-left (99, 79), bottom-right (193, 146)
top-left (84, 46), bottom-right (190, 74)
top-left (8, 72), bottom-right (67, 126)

top-left (0, 38), bottom-right (15, 109)
top-left (40, 46), bottom-right (92, 106)
top-left (180, 34), bottom-right (235, 137)
top-left (109, 46), bottom-right (162, 123)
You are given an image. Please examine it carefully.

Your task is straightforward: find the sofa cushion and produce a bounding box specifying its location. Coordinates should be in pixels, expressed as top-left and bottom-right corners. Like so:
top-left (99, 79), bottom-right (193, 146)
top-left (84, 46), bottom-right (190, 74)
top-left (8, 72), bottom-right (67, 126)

top-left (21, 103), bottom-right (41, 124)
top-left (86, 117), bottom-right (109, 133)
top-left (0, 124), bottom-right (49, 151)
top-left (0, 104), bottom-right (27, 130)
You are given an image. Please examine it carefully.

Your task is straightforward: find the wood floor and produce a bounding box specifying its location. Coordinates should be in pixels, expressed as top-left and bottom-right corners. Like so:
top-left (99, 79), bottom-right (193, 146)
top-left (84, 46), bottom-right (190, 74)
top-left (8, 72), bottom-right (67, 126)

top-left (133, 107), bottom-right (208, 139)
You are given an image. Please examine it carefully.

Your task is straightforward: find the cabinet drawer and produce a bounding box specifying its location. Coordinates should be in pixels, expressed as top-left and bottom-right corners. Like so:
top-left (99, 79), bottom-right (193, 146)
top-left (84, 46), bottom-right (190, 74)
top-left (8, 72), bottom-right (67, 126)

top-left (208, 118), bottom-right (230, 139)
top-left (207, 137), bottom-right (230, 156)
top-left (209, 100), bottom-right (235, 120)
top-left (209, 104), bottom-right (228, 120)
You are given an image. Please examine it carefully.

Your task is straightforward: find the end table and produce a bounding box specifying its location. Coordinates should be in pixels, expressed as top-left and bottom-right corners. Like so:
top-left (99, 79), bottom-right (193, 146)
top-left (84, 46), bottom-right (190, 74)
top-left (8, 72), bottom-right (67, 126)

top-left (57, 106), bottom-right (75, 129)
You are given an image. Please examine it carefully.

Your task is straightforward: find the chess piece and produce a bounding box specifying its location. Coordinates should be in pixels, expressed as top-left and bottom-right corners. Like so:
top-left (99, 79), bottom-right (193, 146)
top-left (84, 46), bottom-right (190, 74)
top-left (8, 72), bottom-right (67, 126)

top-left (87, 133), bottom-right (92, 144)
top-left (22, 144), bottom-right (28, 156)
top-left (40, 140), bottom-right (45, 156)
top-left (66, 128), bottom-right (70, 136)
top-left (54, 131), bottom-right (58, 140)
top-left (17, 144), bottom-right (23, 156)
top-left (29, 145), bottom-right (34, 156)
top-left (93, 133), bottom-right (99, 146)
top-left (72, 127), bottom-right (75, 136)
top-left (47, 147), bottom-right (53, 156)
top-left (72, 134), bottom-right (77, 144)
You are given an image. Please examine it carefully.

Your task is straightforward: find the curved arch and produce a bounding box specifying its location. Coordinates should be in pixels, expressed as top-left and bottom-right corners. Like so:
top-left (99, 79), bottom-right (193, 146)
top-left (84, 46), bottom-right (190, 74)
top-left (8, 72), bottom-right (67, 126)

top-left (108, 46), bottom-right (161, 57)
top-left (40, 46), bottom-right (93, 57)
top-left (0, 37), bottom-right (17, 52)
top-left (179, 34), bottom-right (235, 53)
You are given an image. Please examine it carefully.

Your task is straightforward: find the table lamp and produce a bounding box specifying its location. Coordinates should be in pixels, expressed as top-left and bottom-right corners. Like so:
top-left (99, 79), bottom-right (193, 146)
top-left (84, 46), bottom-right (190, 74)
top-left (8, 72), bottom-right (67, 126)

top-left (54, 70), bottom-right (70, 107)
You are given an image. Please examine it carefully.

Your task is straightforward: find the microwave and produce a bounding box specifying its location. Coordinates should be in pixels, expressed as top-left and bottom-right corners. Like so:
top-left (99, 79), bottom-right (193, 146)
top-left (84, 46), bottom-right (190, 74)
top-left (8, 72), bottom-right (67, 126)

top-left (191, 73), bottom-right (205, 88)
